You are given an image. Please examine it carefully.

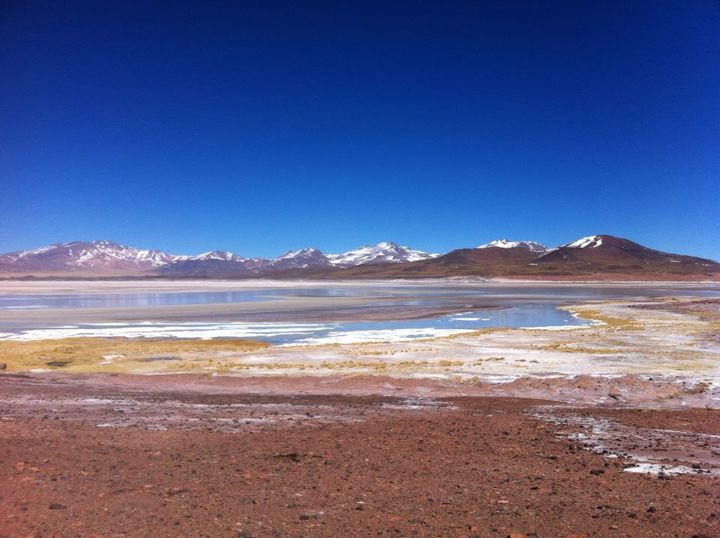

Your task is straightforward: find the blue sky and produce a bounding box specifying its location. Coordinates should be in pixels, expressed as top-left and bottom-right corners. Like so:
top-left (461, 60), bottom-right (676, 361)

top-left (1, 1), bottom-right (719, 259)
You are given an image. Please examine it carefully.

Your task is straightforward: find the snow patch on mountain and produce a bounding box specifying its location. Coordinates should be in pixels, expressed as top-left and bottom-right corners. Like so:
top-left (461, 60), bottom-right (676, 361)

top-left (277, 248), bottom-right (324, 260)
top-left (0, 240), bottom-right (176, 271)
top-left (271, 248), bottom-right (331, 269)
top-left (188, 250), bottom-right (246, 262)
top-left (566, 235), bottom-right (603, 249)
top-left (477, 239), bottom-right (548, 253)
top-left (328, 242), bottom-right (437, 266)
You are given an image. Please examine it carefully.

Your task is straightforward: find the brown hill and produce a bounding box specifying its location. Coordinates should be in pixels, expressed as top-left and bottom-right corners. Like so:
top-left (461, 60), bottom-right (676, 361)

top-left (306, 236), bottom-right (720, 280)
top-left (531, 235), bottom-right (718, 275)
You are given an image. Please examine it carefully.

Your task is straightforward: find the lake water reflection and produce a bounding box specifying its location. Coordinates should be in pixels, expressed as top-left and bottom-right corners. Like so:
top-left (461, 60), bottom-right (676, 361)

top-left (1, 283), bottom-right (718, 344)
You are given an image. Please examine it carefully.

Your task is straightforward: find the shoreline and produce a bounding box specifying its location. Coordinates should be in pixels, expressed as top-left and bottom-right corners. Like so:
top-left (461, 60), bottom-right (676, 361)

top-left (1, 296), bottom-right (719, 408)
top-left (1, 277), bottom-right (719, 294)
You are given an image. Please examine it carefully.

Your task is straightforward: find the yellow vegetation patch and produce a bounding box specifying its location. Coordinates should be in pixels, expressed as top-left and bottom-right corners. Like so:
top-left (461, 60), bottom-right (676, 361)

top-left (0, 337), bottom-right (269, 373)
top-left (534, 343), bottom-right (624, 354)
top-left (564, 307), bottom-right (642, 331)
top-left (434, 327), bottom-right (505, 340)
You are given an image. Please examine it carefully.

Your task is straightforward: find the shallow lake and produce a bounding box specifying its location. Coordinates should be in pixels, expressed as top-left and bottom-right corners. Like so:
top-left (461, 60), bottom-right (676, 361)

top-left (1, 282), bottom-right (718, 344)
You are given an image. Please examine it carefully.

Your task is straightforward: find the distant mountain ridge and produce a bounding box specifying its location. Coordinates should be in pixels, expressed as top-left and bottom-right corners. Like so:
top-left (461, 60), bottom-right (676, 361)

top-left (0, 240), bottom-right (174, 274)
top-left (324, 235), bottom-right (719, 280)
top-left (0, 240), bottom-right (437, 276)
top-left (0, 235), bottom-right (717, 279)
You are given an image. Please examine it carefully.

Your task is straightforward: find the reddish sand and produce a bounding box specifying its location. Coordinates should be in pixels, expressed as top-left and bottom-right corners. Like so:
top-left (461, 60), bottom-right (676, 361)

top-left (1, 373), bottom-right (719, 537)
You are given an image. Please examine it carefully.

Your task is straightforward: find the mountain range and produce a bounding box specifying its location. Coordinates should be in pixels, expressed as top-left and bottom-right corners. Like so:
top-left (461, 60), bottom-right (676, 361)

top-left (0, 240), bottom-right (438, 277)
top-left (0, 235), bottom-right (718, 280)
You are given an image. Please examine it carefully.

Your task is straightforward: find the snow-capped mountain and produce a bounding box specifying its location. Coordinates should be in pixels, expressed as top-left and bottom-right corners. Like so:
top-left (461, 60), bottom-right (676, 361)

top-left (266, 242), bottom-right (438, 271)
top-left (328, 242), bottom-right (438, 266)
top-left (160, 256), bottom-right (270, 276)
top-left (0, 240), bottom-right (176, 274)
top-left (536, 234), bottom-right (718, 268)
top-left (0, 239), bottom-right (438, 275)
top-left (178, 250), bottom-right (247, 262)
top-left (271, 248), bottom-right (332, 270)
top-left (477, 239), bottom-right (548, 253)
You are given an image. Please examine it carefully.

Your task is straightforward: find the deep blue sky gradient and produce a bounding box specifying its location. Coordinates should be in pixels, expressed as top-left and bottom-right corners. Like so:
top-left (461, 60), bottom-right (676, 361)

top-left (1, 1), bottom-right (719, 258)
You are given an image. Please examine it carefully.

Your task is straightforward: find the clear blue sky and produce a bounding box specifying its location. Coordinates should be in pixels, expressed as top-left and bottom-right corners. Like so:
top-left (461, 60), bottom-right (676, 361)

top-left (1, 1), bottom-right (718, 259)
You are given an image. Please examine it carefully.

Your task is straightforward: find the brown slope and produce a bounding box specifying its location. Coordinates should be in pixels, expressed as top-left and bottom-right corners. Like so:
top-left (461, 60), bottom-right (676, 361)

top-left (301, 237), bottom-right (720, 280)
top-left (300, 247), bottom-right (543, 279)
top-left (533, 235), bottom-right (719, 274)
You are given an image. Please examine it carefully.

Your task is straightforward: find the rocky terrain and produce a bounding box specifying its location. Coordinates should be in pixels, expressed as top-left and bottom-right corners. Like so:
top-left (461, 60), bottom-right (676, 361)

top-left (0, 376), bottom-right (718, 537)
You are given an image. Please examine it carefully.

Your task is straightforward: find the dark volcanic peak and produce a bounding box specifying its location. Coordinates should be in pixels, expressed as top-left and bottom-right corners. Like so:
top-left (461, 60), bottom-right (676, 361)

top-left (536, 234), bottom-right (719, 268)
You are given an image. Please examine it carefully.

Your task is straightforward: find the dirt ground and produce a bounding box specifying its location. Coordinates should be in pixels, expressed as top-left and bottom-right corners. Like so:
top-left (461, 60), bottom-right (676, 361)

top-left (1, 374), bottom-right (718, 538)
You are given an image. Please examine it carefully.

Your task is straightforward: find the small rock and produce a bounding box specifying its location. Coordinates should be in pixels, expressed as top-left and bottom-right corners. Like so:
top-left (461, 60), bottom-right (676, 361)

top-left (273, 451), bottom-right (302, 462)
top-left (589, 469), bottom-right (605, 475)
top-left (647, 505), bottom-right (657, 513)
top-left (49, 503), bottom-right (66, 510)
top-left (0, 363), bottom-right (7, 370)
top-left (299, 512), bottom-right (322, 521)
